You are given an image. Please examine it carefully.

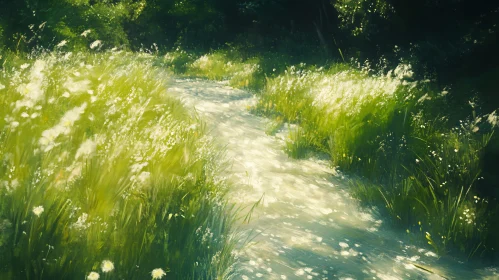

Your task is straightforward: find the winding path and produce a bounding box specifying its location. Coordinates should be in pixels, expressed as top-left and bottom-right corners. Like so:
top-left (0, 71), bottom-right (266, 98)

top-left (168, 78), bottom-right (497, 280)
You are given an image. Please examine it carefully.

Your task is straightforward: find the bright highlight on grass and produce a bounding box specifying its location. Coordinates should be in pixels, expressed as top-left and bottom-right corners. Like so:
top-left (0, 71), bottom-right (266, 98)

top-left (0, 50), bottom-right (237, 279)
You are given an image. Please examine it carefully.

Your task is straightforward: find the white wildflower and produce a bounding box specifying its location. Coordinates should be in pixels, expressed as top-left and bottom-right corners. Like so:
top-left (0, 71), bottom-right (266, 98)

top-left (33, 206), bottom-right (44, 217)
top-left (72, 213), bottom-right (88, 229)
top-left (39, 103), bottom-right (87, 151)
top-left (87, 271), bottom-right (100, 280)
top-left (101, 260), bottom-right (114, 273)
top-left (56, 40), bottom-right (67, 47)
top-left (67, 163), bottom-right (83, 182)
top-left (0, 83), bottom-right (5, 90)
top-left (39, 125), bottom-right (64, 151)
top-left (137, 171), bottom-right (151, 184)
top-left (81, 29), bottom-right (91, 37)
top-left (90, 40), bottom-right (102, 49)
top-left (15, 60), bottom-right (46, 109)
top-left (75, 139), bottom-right (97, 160)
top-left (130, 162), bottom-right (148, 173)
top-left (487, 111), bottom-right (497, 127)
top-left (20, 63), bottom-right (30, 69)
top-left (151, 268), bottom-right (166, 279)
top-left (60, 103), bottom-right (87, 130)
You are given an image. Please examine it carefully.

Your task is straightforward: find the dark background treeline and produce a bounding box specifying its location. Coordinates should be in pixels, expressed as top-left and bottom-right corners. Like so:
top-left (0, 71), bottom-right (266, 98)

top-left (1, 0), bottom-right (498, 197)
top-left (1, 0), bottom-right (498, 112)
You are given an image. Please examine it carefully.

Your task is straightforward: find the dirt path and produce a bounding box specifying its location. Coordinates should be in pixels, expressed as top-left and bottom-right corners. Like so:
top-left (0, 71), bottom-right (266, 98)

top-left (168, 78), bottom-right (497, 280)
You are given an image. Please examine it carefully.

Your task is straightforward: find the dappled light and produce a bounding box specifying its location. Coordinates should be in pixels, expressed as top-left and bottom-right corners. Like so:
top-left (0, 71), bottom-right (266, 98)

top-left (1, 0), bottom-right (498, 279)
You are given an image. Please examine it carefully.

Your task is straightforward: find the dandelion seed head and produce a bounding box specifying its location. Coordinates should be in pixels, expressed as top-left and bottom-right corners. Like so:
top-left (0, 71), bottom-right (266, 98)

top-left (87, 271), bottom-right (100, 280)
top-left (101, 260), bottom-right (114, 273)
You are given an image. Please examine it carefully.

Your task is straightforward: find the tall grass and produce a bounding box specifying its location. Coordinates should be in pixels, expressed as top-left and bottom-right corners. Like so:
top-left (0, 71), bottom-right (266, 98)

top-left (0, 50), bottom-right (237, 279)
top-left (160, 48), bottom-right (263, 90)
top-left (157, 47), bottom-right (499, 257)
top-left (253, 62), bottom-right (498, 257)
top-left (113, 44), bottom-right (499, 259)
top-left (169, 47), bottom-right (499, 258)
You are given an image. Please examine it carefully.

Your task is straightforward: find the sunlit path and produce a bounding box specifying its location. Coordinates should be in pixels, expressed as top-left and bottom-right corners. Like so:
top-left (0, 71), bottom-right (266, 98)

top-left (169, 78), bottom-right (498, 280)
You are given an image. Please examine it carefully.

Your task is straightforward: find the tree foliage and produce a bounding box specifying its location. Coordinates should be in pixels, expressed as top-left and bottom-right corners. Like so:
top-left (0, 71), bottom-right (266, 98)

top-left (0, 0), bottom-right (145, 50)
top-left (0, 0), bottom-right (497, 102)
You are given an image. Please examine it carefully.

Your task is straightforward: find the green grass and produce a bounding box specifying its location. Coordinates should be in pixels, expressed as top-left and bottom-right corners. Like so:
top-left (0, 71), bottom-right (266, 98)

top-left (254, 62), bottom-right (498, 258)
top-left (0, 50), bottom-right (238, 279)
top-left (159, 48), bottom-right (262, 91)
top-left (173, 48), bottom-right (499, 259)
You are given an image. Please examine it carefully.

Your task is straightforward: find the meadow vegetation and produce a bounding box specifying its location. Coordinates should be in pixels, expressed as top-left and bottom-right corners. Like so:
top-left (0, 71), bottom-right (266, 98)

top-left (253, 62), bottom-right (498, 258)
top-left (0, 49), bottom-right (237, 279)
top-left (162, 48), bottom-right (499, 259)
top-left (0, 0), bottom-right (498, 273)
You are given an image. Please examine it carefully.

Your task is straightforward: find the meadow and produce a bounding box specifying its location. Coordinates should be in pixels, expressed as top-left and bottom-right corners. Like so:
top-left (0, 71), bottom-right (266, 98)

top-left (0, 39), bottom-right (497, 279)
top-left (1, 0), bottom-right (497, 276)
top-left (0, 49), bottom-right (237, 279)
top-left (160, 48), bottom-right (499, 259)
